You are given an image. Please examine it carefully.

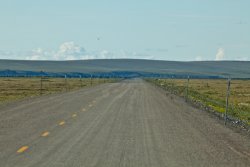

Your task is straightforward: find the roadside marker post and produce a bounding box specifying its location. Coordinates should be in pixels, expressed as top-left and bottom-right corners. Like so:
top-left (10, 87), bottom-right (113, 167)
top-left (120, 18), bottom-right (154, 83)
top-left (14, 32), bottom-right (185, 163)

top-left (171, 75), bottom-right (174, 94)
top-left (40, 71), bottom-right (43, 95)
top-left (80, 75), bottom-right (83, 88)
top-left (91, 74), bottom-right (93, 86)
top-left (185, 76), bottom-right (190, 102)
top-left (40, 77), bottom-right (43, 96)
top-left (65, 75), bottom-right (68, 91)
top-left (225, 77), bottom-right (231, 125)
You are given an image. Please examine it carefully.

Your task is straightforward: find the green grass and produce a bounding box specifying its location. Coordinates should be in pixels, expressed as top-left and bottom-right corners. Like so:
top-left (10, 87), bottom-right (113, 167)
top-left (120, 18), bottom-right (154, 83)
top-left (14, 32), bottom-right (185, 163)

top-left (0, 77), bottom-right (117, 104)
top-left (147, 78), bottom-right (250, 124)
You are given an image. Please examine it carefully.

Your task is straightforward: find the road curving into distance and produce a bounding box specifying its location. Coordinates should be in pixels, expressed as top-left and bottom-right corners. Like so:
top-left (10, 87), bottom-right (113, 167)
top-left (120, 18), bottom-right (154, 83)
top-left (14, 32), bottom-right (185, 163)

top-left (0, 79), bottom-right (249, 167)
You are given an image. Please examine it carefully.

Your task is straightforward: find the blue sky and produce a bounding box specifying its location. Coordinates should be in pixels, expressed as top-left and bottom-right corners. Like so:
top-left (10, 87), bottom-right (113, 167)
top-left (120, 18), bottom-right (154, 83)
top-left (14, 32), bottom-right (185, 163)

top-left (0, 0), bottom-right (249, 61)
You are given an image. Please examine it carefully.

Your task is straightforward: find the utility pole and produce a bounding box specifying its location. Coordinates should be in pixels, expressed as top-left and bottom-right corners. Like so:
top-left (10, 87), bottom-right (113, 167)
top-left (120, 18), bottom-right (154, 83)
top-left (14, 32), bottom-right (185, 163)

top-left (225, 77), bottom-right (231, 125)
top-left (185, 76), bottom-right (190, 102)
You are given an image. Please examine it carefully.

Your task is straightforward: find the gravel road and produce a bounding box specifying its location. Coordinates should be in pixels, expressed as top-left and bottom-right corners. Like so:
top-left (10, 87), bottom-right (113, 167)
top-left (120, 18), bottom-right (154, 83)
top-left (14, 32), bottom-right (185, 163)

top-left (0, 79), bottom-right (249, 167)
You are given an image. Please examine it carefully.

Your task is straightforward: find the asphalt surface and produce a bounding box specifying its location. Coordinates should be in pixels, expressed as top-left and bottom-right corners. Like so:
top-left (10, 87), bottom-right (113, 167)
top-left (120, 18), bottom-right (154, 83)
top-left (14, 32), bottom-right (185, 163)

top-left (0, 79), bottom-right (250, 167)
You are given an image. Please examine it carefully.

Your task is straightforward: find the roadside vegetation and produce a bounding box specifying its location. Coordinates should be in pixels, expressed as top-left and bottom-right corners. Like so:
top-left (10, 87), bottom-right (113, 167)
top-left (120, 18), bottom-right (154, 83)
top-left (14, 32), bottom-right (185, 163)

top-left (147, 78), bottom-right (250, 125)
top-left (0, 77), bottom-right (117, 104)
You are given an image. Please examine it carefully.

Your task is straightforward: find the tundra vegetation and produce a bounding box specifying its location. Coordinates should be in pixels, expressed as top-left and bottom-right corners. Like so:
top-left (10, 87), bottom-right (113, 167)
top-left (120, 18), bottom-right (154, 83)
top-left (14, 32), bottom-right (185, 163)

top-left (148, 78), bottom-right (250, 125)
top-left (0, 77), bottom-right (117, 104)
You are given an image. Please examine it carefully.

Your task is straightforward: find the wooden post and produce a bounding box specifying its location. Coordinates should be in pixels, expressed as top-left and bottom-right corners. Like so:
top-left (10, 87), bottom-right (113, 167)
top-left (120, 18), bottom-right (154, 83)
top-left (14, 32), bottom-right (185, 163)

top-left (185, 76), bottom-right (190, 102)
top-left (80, 75), bottom-right (82, 88)
top-left (91, 74), bottom-right (93, 86)
top-left (65, 75), bottom-right (67, 91)
top-left (40, 76), bottom-right (43, 95)
top-left (40, 71), bottom-right (43, 95)
top-left (225, 77), bottom-right (231, 125)
top-left (172, 76), bottom-right (174, 94)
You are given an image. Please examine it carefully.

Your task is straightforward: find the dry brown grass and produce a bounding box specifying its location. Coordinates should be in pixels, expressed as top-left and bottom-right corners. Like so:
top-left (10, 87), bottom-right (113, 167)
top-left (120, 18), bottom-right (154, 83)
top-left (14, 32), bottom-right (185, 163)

top-left (0, 77), bottom-right (116, 104)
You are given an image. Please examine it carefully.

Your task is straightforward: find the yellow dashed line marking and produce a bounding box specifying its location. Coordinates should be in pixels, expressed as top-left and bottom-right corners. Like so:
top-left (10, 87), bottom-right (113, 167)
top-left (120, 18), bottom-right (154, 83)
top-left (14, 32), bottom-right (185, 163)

top-left (72, 114), bottom-right (77, 118)
top-left (82, 108), bottom-right (86, 112)
top-left (59, 121), bottom-right (65, 126)
top-left (17, 146), bottom-right (29, 153)
top-left (41, 131), bottom-right (50, 137)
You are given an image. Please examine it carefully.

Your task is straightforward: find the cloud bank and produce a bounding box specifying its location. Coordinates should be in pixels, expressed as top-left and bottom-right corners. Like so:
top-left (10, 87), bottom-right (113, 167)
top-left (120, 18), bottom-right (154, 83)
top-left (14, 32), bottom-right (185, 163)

top-left (26, 42), bottom-right (88, 60)
top-left (23, 41), bottom-right (154, 61)
top-left (1, 42), bottom-right (248, 61)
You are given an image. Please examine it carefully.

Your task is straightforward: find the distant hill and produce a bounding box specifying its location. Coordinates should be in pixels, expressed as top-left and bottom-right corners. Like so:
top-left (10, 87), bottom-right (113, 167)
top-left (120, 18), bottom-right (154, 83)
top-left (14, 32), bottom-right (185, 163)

top-left (0, 59), bottom-right (249, 78)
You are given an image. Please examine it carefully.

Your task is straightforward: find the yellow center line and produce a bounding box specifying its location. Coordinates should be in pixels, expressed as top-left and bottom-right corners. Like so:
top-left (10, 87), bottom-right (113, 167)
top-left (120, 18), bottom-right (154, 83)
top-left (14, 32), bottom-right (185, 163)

top-left (17, 146), bottom-right (29, 153)
top-left (59, 121), bottom-right (65, 126)
top-left (41, 131), bottom-right (50, 137)
top-left (72, 114), bottom-right (77, 118)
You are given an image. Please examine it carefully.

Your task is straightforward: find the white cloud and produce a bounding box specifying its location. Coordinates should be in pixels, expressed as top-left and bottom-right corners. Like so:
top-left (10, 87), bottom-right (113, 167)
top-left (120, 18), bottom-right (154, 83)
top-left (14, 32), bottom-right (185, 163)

top-left (234, 56), bottom-right (249, 61)
top-left (26, 55), bottom-right (41, 60)
top-left (80, 54), bottom-right (96, 60)
top-left (53, 41), bottom-right (86, 60)
top-left (2, 41), bottom-right (155, 60)
top-left (215, 48), bottom-right (225, 60)
top-left (25, 48), bottom-right (48, 60)
top-left (195, 56), bottom-right (203, 61)
top-left (0, 50), bottom-right (21, 59)
top-left (120, 50), bottom-right (155, 59)
top-left (24, 42), bottom-right (87, 60)
top-left (99, 50), bottom-right (115, 59)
